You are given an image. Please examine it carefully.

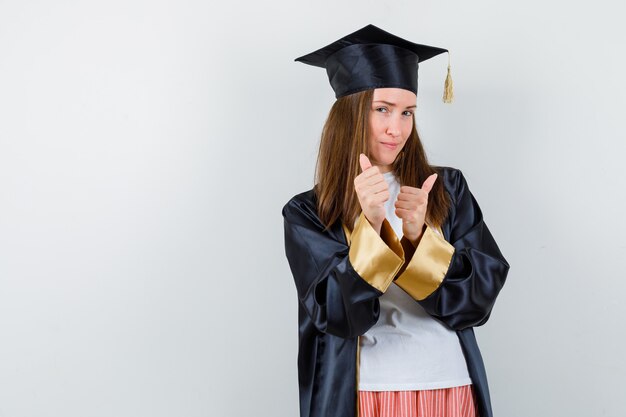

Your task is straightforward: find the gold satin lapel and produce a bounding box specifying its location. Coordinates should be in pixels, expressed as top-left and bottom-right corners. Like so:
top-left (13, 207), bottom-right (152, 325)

top-left (394, 225), bottom-right (454, 300)
top-left (348, 212), bottom-right (404, 293)
top-left (379, 218), bottom-right (403, 259)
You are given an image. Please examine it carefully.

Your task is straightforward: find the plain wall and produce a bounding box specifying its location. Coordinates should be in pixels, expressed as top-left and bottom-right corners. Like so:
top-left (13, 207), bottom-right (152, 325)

top-left (1, 1), bottom-right (625, 416)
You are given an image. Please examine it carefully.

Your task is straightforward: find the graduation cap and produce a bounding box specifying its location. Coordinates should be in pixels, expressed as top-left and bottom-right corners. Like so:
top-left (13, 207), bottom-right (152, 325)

top-left (294, 24), bottom-right (454, 103)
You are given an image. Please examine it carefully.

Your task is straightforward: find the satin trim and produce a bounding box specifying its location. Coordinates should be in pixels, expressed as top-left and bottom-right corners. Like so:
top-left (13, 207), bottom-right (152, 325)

top-left (394, 225), bottom-right (455, 300)
top-left (345, 212), bottom-right (404, 293)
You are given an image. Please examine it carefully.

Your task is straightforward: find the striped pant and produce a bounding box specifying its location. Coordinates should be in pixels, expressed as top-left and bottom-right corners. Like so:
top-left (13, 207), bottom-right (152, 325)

top-left (358, 385), bottom-right (478, 417)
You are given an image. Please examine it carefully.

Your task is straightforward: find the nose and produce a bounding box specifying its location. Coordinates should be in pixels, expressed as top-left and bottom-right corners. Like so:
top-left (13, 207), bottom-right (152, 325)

top-left (386, 115), bottom-right (401, 138)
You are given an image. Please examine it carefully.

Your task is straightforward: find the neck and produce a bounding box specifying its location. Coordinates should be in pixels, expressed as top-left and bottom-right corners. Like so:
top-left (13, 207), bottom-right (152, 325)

top-left (377, 164), bottom-right (393, 174)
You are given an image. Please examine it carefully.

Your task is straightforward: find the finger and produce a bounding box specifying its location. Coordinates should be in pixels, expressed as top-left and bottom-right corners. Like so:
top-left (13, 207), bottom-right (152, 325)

top-left (364, 171), bottom-right (388, 188)
top-left (373, 190), bottom-right (390, 204)
top-left (394, 208), bottom-right (418, 221)
top-left (355, 170), bottom-right (386, 191)
top-left (421, 173), bottom-right (438, 193)
top-left (365, 191), bottom-right (390, 208)
top-left (356, 163), bottom-right (382, 182)
top-left (398, 185), bottom-right (420, 195)
top-left (359, 153), bottom-right (372, 172)
top-left (396, 192), bottom-right (427, 206)
top-left (397, 187), bottom-right (426, 201)
top-left (360, 179), bottom-right (388, 195)
top-left (394, 199), bottom-right (419, 210)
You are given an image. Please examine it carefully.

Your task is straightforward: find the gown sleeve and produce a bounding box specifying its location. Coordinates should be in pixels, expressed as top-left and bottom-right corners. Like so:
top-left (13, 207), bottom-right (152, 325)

top-left (393, 169), bottom-right (510, 330)
top-left (282, 197), bottom-right (405, 338)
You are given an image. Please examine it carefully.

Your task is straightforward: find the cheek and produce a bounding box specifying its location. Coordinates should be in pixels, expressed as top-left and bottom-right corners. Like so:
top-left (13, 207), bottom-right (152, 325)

top-left (367, 118), bottom-right (382, 144)
top-left (369, 115), bottom-right (383, 133)
top-left (402, 123), bottom-right (413, 139)
top-left (404, 119), bottom-right (413, 133)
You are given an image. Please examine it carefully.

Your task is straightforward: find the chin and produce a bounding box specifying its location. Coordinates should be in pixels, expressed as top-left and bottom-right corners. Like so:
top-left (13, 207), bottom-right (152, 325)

top-left (372, 151), bottom-right (400, 167)
top-left (382, 155), bottom-right (399, 165)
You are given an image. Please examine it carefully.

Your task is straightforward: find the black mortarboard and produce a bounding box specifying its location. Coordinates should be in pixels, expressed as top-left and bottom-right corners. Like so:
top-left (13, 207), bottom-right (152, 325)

top-left (294, 24), bottom-right (454, 103)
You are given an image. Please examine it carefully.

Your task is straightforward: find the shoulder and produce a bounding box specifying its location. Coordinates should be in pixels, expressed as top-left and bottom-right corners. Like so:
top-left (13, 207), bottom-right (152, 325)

top-left (282, 187), bottom-right (316, 216)
top-left (431, 165), bottom-right (467, 203)
top-left (281, 187), bottom-right (323, 227)
top-left (432, 165), bottom-right (460, 178)
top-left (431, 164), bottom-right (464, 181)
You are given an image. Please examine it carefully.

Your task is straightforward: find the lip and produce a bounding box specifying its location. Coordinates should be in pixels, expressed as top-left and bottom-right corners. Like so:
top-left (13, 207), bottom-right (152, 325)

top-left (380, 142), bottom-right (399, 149)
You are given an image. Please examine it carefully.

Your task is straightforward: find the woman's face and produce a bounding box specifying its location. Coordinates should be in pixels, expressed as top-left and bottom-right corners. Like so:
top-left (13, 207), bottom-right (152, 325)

top-left (367, 87), bottom-right (417, 173)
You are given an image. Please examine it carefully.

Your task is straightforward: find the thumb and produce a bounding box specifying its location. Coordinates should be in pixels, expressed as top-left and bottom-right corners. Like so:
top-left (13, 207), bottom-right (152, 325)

top-left (421, 173), bottom-right (438, 193)
top-left (359, 153), bottom-right (372, 172)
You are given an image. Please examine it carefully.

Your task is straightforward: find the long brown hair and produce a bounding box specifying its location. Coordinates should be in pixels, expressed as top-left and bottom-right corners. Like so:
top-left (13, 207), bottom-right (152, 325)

top-left (313, 88), bottom-right (451, 232)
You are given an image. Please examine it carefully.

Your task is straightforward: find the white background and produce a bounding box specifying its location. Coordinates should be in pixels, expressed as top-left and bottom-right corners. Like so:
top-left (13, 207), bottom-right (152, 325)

top-left (1, 1), bottom-right (625, 416)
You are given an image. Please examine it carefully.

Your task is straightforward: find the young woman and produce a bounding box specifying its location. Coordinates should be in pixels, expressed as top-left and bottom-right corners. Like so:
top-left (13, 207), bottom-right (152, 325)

top-left (282, 24), bottom-right (510, 417)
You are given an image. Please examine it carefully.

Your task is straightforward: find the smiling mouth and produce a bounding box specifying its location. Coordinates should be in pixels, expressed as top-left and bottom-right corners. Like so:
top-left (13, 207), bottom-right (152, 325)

top-left (381, 142), bottom-right (399, 149)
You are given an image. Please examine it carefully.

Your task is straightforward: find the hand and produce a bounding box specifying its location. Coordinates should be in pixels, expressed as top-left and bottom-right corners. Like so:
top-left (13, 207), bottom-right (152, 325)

top-left (354, 154), bottom-right (389, 234)
top-left (394, 173), bottom-right (438, 245)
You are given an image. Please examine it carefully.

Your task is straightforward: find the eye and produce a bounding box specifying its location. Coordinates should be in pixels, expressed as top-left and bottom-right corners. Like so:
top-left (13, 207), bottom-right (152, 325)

top-left (375, 107), bottom-right (388, 113)
top-left (403, 110), bottom-right (414, 117)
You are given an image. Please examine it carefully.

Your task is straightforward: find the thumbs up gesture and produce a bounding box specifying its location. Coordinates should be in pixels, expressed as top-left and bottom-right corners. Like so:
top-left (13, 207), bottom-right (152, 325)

top-left (394, 173), bottom-right (438, 246)
top-left (353, 154), bottom-right (388, 234)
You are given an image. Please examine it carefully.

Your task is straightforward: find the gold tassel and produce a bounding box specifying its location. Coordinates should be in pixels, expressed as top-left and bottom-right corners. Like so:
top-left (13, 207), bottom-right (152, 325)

top-left (443, 52), bottom-right (454, 104)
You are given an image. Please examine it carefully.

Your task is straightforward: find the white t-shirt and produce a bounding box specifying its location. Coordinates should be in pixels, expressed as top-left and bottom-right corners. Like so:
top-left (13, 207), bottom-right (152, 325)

top-left (357, 170), bottom-right (472, 391)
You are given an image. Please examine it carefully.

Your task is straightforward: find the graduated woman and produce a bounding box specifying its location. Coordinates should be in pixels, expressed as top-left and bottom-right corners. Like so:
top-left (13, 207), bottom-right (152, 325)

top-left (282, 24), bottom-right (510, 417)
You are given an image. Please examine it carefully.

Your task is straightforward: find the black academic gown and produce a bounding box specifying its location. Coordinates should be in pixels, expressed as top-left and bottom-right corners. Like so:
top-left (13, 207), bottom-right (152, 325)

top-left (282, 166), bottom-right (510, 417)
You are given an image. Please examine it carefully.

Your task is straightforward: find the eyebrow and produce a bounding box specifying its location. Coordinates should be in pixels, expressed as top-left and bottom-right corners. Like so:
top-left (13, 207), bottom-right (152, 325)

top-left (373, 100), bottom-right (417, 109)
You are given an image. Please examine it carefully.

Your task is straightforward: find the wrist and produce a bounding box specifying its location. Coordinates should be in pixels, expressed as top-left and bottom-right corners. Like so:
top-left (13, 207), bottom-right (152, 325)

top-left (364, 216), bottom-right (383, 235)
top-left (407, 224), bottom-right (427, 247)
